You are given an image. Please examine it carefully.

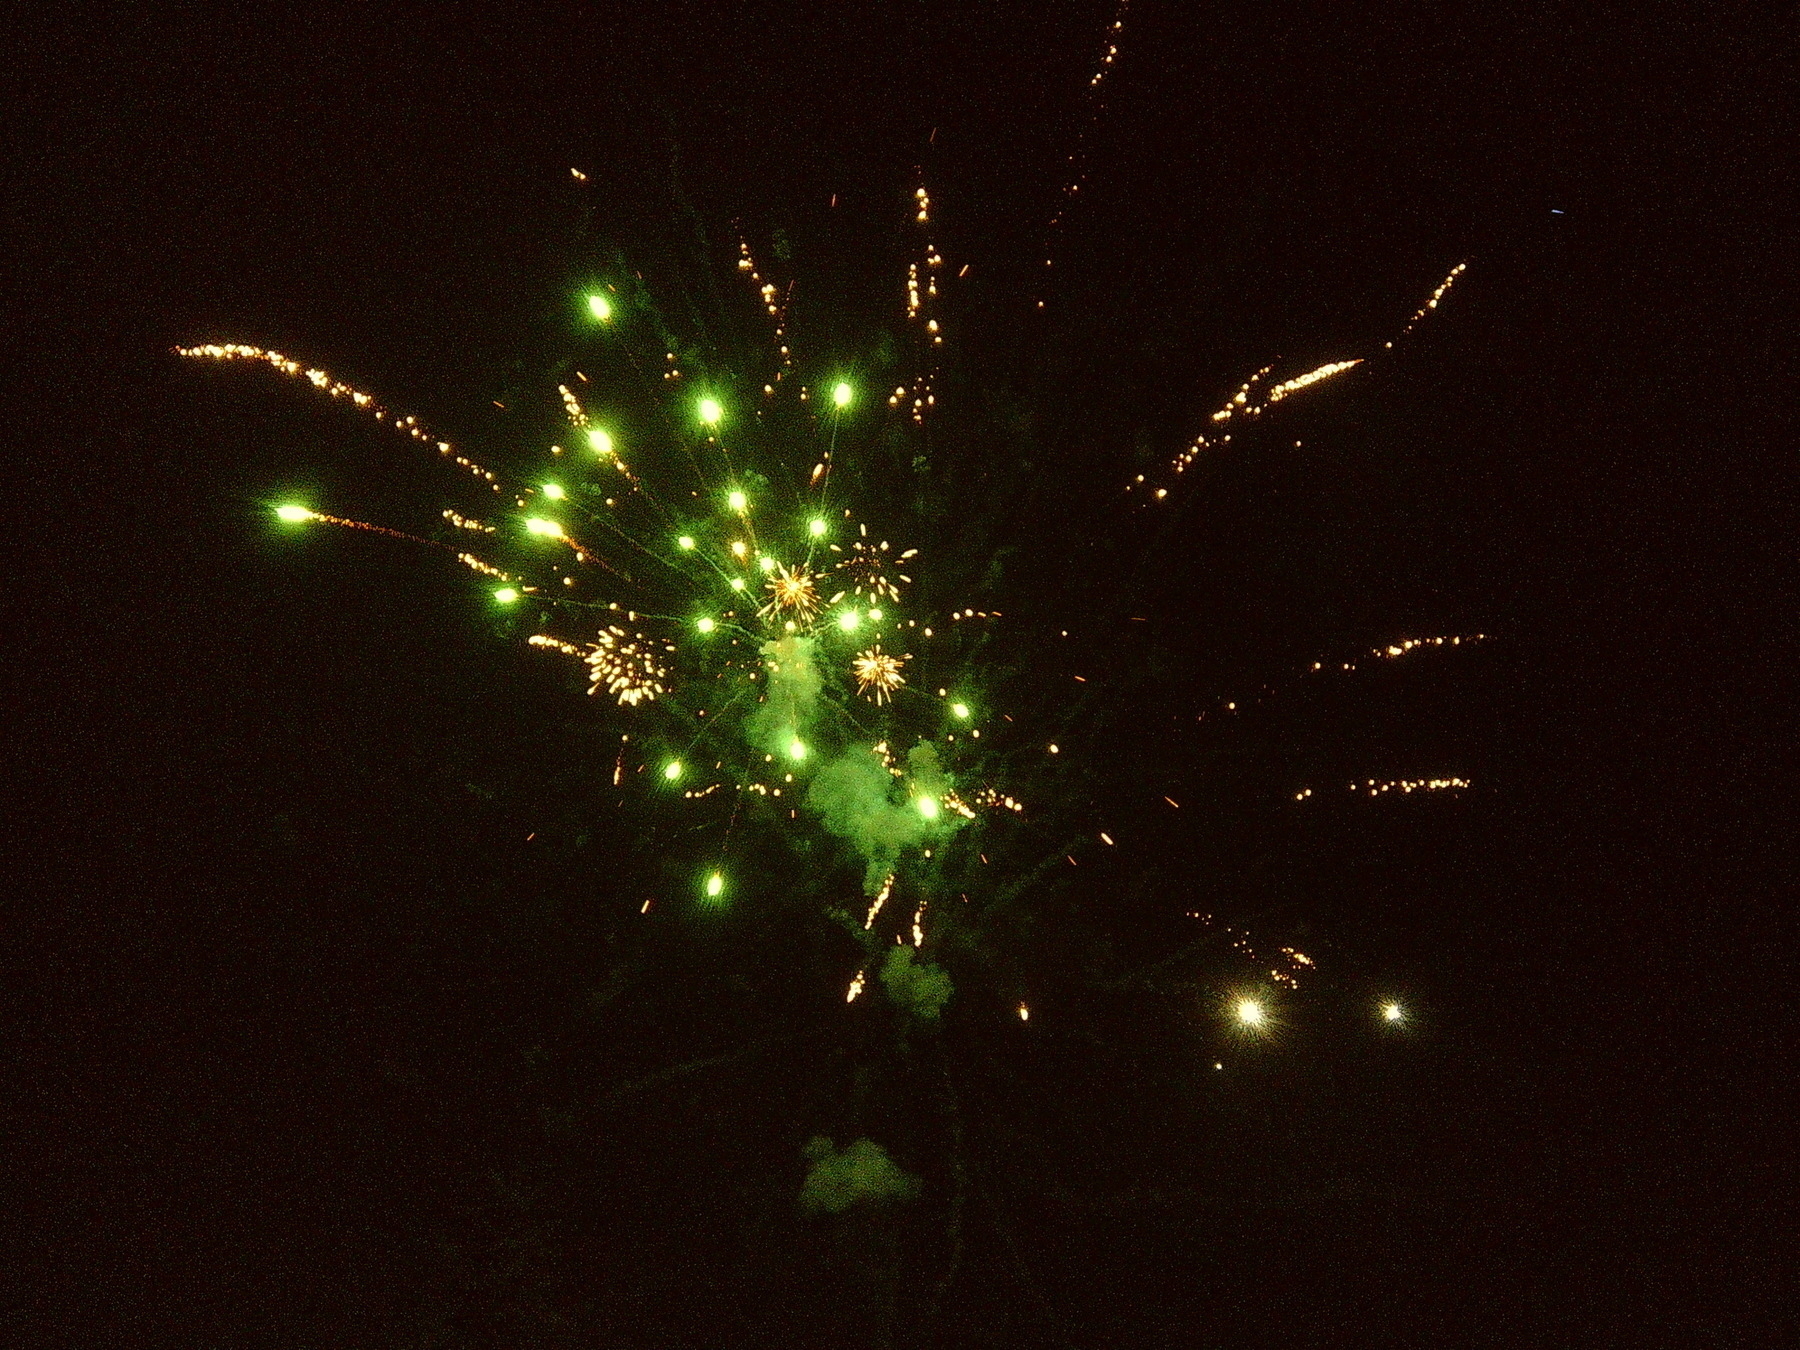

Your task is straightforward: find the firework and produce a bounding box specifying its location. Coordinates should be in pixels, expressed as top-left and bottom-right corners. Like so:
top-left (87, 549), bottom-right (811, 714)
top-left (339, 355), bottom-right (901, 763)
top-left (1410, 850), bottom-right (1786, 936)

top-left (852, 646), bottom-right (908, 704)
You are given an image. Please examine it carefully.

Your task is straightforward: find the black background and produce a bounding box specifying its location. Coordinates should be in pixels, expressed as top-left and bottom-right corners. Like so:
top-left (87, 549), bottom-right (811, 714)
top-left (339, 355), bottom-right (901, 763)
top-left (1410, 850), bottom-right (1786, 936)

top-left (7, 2), bottom-right (1790, 1345)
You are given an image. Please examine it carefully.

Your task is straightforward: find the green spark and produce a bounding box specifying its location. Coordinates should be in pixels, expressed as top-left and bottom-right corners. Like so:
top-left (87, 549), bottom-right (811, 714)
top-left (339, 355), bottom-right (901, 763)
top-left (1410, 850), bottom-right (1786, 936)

top-left (677, 535), bottom-right (696, 550)
top-left (696, 618), bottom-right (716, 634)
top-left (586, 427), bottom-right (614, 456)
top-left (704, 871), bottom-right (725, 899)
top-left (275, 505), bottom-right (314, 522)
top-left (837, 609), bottom-right (861, 633)
top-left (524, 517), bottom-right (562, 537)
top-left (915, 796), bottom-right (940, 821)
top-left (663, 761), bottom-right (683, 781)
top-left (586, 293), bottom-right (613, 322)
top-left (832, 381), bottom-right (853, 408)
top-left (950, 702), bottom-right (970, 719)
top-left (788, 738), bottom-right (808, 762)
top-left (699, 397), bottom-right (724, 426)
top-left (809, 518), bottom-right (828, 537)
top-left (494, 587), bottom-right (519, 604)
top-left (542, 483), bottom-right (566, 500)
top-left (727, 489), bottom-right (748, 512)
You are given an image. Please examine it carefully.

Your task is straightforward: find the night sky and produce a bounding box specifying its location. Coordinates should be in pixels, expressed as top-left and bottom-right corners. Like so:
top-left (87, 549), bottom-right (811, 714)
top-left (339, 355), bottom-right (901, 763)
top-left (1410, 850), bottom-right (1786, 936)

top-left (8, 3), bottom-right (1788, 1346)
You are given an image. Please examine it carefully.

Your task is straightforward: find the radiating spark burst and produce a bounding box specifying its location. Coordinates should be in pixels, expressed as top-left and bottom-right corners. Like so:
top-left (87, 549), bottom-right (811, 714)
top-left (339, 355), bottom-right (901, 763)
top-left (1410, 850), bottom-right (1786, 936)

top-left (759, 563), bottom-right (821, 623)
top-left (531, 627), bottom-right (672, 706)
top-left (830, 528), bottom-right (915, 603)
top-left (852, 646), bottom-right (908, 703)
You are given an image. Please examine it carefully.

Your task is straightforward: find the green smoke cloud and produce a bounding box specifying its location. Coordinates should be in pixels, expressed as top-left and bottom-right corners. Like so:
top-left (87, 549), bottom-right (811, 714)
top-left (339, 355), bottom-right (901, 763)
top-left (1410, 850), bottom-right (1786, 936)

top-left (799, 1136), bottom-right (921, 1213)
top-left (879, 944), bottom-right (953, 1020)
top-left (745, 634), bottom-right (823, 757)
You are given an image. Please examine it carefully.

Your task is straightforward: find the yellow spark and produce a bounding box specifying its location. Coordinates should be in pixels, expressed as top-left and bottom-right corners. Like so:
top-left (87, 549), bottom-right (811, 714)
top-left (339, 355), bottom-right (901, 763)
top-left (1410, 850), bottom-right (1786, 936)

top-left (863, 874), bottom-right (895, 930)
top-left (852, 646), bottom-right (907, 703)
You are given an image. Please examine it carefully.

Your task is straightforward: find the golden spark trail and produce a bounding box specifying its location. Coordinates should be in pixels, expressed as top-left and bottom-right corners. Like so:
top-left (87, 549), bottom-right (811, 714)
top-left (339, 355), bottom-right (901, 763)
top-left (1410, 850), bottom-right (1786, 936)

top-left (176, 344), bottom-right (503, 488)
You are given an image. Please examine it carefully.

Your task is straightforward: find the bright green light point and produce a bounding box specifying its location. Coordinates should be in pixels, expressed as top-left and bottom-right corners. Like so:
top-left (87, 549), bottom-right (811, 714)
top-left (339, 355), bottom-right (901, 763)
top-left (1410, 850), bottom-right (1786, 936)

top-left (586, 427), bottom-right (614, 456)
top-left (837, 609), bottom-right (861, 633)
top-left (704, 872), bottom-right (725, 899)
top-left (729, 578), bottom-right (746, 591)
top-left (727, 490), bottom-right (748, 512)
top-left (759, 556), bottom-right (777, 573)
top-left (524, 517), bottom-right (562, 537)
top-left (275, 505), bottom-right (313, 522)
top-left (1382, 1002), bottom-right (1405, 1023)
top-left (663, 761), bottom-right (683, 781)
top-left (586, 293), bottom-right (612, 322)
top-left (494, 587), bottom-right (519, 604)
top-left (916, 796), bottom-right (940, 821)
top-left (832, 381), bottom-right (853, 408)
top-left (951, 702), bottom-right (970, 719)
top-left (699, 397), bottom-right (724, 426)
top-left (787, 739), bottom-right (807, 762)
top-left (677, 535), bottom-right (696, 550)
top-left (809, 518), bottom-right (828, 537)
top-left (696, 618), bottom-right (716, 634)
top-left (542, 483), bottom-right (566, 500)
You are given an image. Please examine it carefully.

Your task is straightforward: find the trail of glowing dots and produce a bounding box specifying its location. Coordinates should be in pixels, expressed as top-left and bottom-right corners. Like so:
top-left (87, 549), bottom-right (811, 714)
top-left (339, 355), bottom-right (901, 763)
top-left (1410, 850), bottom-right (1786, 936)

top-left (586, 293), bottom-right (612, 322)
